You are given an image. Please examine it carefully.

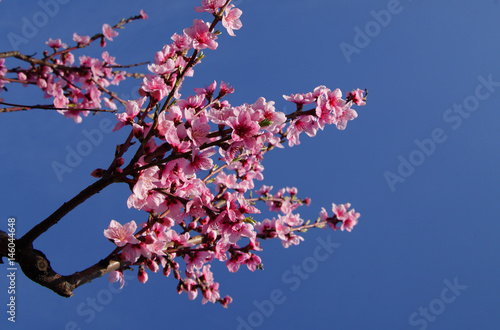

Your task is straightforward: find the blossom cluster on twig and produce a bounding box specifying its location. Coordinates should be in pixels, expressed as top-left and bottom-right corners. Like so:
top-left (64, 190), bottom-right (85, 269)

top-left (0, 0), bottom-right (366, 305)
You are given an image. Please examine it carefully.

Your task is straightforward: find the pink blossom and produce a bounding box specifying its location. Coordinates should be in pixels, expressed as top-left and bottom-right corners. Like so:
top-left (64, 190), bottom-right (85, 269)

top-left (147, 239), bottom-right (167, 256)
top-left (214, 172), bottom-right (240, 192)
top-left (280, 213), bottom-right (303, 227)
top-left (186, 148), bottom-right (216, 174)
top-left (280, 232), bottom-right (304, 248)
top-left (250, 96), bottom-right (272, 115)
top-left (140, 9), bottom-right (148, 20)
top-left (335, 106), bottom-right (358, 130)
top-left (218, 140), bottom-right (246, 164)
top-left (101, 51), bottom-right (116, 65)
top-left (126, 167), bottom-right (166, 212)
top-left (185, 251), bottom-right (213, 273)
top-left (161, 158), bottom-right (190, 187)
top-left (62, 52), bottom-right (75, 66)
top-left (283, 92), bottom-right (315, 105)
top-left (194, 0), bottom-right (225, 13)
top-left (255, 219), bottom-right (278, 239)
top-left (275, 218), bottom-right (291, 241)
top-left (315, 96), bottom-right (337, 129)
top-left (237, 196), bottom-right (260, 215)
top-left (46, 38), bottom-right (67, 49)
top-left (111, 71), bottom-right (125, 85)
top-left (113, 97), bottom-right (145, 131)
top-left (183, 19), bottom-right (218, 50)
top-left (108, 270), bottom-right (125, 289)
top-left (194, 80), bottom-right (217, 98)
top-left (185, 197), bottom-right (206, 218)
top-left (267, 197), bottom-right (292, 214)
top-left (201, 280), bottom-right (220, 304)
top-left (154, 44), bottom-right (175, 64)
top-left (215, 192), bottom-right (244, 224)
top-left (103, 97), bottom-right (117, 110)
top-left (330, 203), bottom-right (360, 232)
top-left (322, 88), bottom-right (345, 112)
top-left (183, 278), bottom-right (198, 300)
top-left (245, 254), bottom-right (262, 272)
top-left (186, 119), bottom-right (210, 146)
top-left (200, 265), bottom-right (221, 304)
top-left (178, 94), bottom-right (205, 114)
top-left (312, 85), bottom-right (329, 97)
top-left (171, 33), bottom-right (192, 51)
top-left (148, 59), bottom-right (176, 75)
top-left (252, 97), bottom-right (286, 133)
top-left (222, 5), bottom-right (243, 36)
top-left (0, 59), bottom-right (7, 87)
top-left (73, 33), bottom-right (90, 45)
top-left (150, 223), bottom-right (169, 242)
top-left (207, 104), bottom-right (234, 125)
top-left (223, 222), bottom-right (255, 244)
top-left (123, 242), bottom-right (152, 263)
top-left (340, 210), bottom-right (360, 232)
top-left (157, 107), bottom-right (182, 136)
top-left (166, 229), bottom-right (191, 247)
top-left (347, 88), bottom-right (367, 106)
top-left (319, 207), bottom-right (329, 222)
top-left (226, 251), bottom-right (249, 273)
top-left (256, 185), bottom-right (273, 195)
top-left (321, 203), bottom-right (360, 232)
top-left (162, 123), bottom-right (191, 153)
top-left (332, 203), bottom-right (350, 221)
top-left (221, 296), bottom-right (233, 308)
top-left (219, 81), bottom-right (235, 97)
top-left (227, 109), bottom-right (261, 148)
top-left (287, 115), bottom-right (319, 147)
top-left (102, 23), bottom-right (119, 41)
top-left (104, 220), bottom-right (141, 247)
top-left (140, 74), bottom-right (171, 102)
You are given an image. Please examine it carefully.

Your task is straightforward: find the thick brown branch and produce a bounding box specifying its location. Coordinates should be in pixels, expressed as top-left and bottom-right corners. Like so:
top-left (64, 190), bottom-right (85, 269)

top-left (17, 175), bottom-right (117, 248)
top-left (0, 51), bottom-right (23, 59)
top-left (0, 230), bottom-right (204, 297)
top-left (0, 230), bottom-right (125, 297)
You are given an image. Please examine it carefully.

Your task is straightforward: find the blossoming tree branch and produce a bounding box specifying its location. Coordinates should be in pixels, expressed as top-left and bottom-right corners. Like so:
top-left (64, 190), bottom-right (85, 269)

top-left (0, 0), bottom-right (366, 307)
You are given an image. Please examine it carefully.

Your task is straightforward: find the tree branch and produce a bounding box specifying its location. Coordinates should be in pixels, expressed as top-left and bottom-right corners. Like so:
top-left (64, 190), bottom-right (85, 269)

top-left (17, 175), bottom-right (117, 248)
top-left (0, 230), bottom-right (205, 297)
top-left (0, 101), bottom-right (117, 113)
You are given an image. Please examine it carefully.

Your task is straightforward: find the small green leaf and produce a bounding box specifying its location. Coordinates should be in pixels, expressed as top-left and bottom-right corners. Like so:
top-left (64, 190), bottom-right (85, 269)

top-left (243, 217), bottom-right (257, 225)
top-left (259, 118), bottom-right (273, 127)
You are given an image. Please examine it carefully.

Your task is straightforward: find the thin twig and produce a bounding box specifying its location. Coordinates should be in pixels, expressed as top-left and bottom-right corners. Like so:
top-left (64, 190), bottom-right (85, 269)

top-left (0, 102), bottom-right (117, 113)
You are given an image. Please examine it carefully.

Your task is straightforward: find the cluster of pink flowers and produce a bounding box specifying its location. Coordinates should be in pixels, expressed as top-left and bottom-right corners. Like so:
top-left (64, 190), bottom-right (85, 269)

top-left (0, 12), bottom-right (148, 122)
top-left (2, 0), bottom-right (366, 307)
top-left (319, 203), bottom-right (360, 232)
top-left (0, 58), bottom-right (7, 90)
top-left (98, 0), bottom-right (365, 305)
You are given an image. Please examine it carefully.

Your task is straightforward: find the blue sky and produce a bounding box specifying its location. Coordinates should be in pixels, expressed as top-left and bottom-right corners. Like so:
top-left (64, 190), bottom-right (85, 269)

top-left (1, 0), bottom-right (499, 329)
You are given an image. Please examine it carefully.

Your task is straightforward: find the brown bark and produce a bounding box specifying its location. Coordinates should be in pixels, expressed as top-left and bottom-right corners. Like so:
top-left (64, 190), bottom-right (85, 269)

top-left (0, 230), bottom-right (124, 297)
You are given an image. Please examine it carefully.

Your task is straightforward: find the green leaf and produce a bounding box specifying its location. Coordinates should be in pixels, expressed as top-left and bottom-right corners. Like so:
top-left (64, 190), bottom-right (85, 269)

top-left (243, 216), bottom-right (257, 225)
top-left (259, 118), bottom-right (273, 127)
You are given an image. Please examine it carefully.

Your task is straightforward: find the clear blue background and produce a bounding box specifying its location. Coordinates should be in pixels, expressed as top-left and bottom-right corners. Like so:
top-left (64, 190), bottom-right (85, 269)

top-left (1, 0), bottom-right (499, 329)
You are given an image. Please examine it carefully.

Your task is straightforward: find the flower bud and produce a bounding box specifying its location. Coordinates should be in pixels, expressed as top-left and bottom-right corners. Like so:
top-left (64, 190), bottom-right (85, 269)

top-left (138, 265), bottom-right (148, 284)
top-left (90, 168), bottom-right (105, 178)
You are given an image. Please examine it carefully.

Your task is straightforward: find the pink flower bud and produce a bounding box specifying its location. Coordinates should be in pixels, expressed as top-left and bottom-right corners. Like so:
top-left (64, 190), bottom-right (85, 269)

top-left (90, 168), bottom-right (105, 178)
top-left (138, 266), bottom-right (148, 284)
